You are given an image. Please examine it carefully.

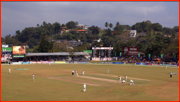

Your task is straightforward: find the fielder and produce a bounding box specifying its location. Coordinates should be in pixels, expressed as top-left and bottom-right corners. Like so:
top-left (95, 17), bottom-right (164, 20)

top-left (107, 69), bottom-right (109, 74)
top-left (165, 65), bottom-right (167, 69)
top-left (170, 72), bottom-right (172, 78)
top-left (118, 76), bottom-right (121, 82)
top-left (82, 70), bottom-right (85, 76)
top-left (122, 80), bottom-right (126, 83)
top-left (32, 74), bottom-right (35, 81)
top-left (72, 70), bottom-right (74, 75)
top-left (83, 83), bottom-right (86, 92)
top-left (76, 70), bottom-right (78, 76)
top-left (9, 68), bottom-right (11, 74)
top-left (130, 79), bottom-right (134, 86)
top-left (125, 75), bottom-right (127, 81)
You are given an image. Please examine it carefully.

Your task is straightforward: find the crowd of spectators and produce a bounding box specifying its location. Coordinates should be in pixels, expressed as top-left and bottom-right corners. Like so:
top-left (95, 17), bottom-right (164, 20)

top-left (21, 55), bottom-right (90, 62)
top-left (116, 56), bottom-right (178, 65)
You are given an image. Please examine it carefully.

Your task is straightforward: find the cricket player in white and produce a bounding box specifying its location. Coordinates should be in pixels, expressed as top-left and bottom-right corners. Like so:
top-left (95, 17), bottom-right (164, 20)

top-left (122, 80), bottom-right (126, 83)
top-left (49, 63), bottom-right (50, 66)
top-left (130, 79), bottom-right (134, 86)
top-left (118, 76), bottom-right (121, 82)
top-left (9, 68), bottom-right (11, 74)
top-left (165, 65), bottom-right (167, 69)
top-left (83, 83), bottom-right (86, 92)
top-left (170, 72), bottom-right (173, 78)
top-left (125, 75), bottom-right (127, 81)
top-left (107, 69), bottom-right (109, 74)
top-left (72, 70), bottom-right (74, 75)
top-left (76, 70), bottom-right (78, 76)
top-left (32, 74), bottom-right (34, 81)
top-left (82, 70), bottom-right (85, 76)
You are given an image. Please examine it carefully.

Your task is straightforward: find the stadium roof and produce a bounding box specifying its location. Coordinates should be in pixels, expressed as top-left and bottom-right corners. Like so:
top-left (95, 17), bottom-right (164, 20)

top-left (25, 52), bottom-right (89, 56)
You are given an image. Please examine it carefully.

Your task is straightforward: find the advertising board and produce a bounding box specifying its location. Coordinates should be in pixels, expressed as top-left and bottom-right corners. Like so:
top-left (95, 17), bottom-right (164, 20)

top-left (54, 61), bottom-right (66, 64)
top-left (123, 47), bottom-right (139, 56)
top-left (13, 46), bottom-right (26, 55)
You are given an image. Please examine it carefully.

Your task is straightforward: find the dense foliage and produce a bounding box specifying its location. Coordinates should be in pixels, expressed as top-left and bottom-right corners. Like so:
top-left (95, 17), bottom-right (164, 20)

top-left (2, 20), bottom-right (179, 60)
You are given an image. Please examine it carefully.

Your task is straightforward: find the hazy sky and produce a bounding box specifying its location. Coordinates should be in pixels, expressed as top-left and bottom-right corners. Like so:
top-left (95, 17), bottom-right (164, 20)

top-left (1, 1), bottom-right (179, 38)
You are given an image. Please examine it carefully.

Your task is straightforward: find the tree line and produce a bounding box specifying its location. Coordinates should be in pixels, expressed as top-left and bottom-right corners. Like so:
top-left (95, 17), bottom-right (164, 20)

top-left (1, 20), bottom-right (179, 61)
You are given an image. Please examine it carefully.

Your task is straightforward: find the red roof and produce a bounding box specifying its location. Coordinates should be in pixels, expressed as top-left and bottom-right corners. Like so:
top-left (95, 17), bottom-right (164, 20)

top-left (76, 29), bottom-right (86, 32)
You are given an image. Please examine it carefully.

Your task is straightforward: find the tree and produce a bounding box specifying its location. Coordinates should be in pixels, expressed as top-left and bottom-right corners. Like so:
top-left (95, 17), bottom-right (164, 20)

top-left (91, 26), bottom-right (99, 35)
top-left (82, 34), bottom-right (87, 43)
top-left (53, 22), bottom-right (61, 34)
top-left (122, 25), bottom-right (131, 30)
top-left (18, 27), bottom-right (36, 43)
top-left (132, 21), bottom-right (149, 32)
top-left (109, 23), bottom-right (113, 29)
top-left (37, 39), bottom-right (51, 52)
top-left (105, 22), bottom-right (108, 28)
top-left (66, 21), bottom-right (76, 29)
top-left (28, 38), bottom-right (39, 48)
top-left (40, 33), bottom-right (48, 41)
top-left (5, 34), bottom-right (11, 43)
top-left (1, 37), bottom-right (4, 43)
top-left (48, 41), bottom-right (55, 52)
top-left (62, 24), bottom-right (65, 27)
top-left (6, 38), bottom-right (23, 45)
top-left (53, 42), bottom-right (68, 52)
top-left (151, 23), bottom-right (162, 32)
top-left (170, 29), bottom-right (176, 35)
top-left (163, 27), bottom-right (171, 34)
top-left (15, 30), bottom-right (21, 41)
top-left (116, 22), bottom-right (120, 27)
top-left (173, 26), bottom-right (179, 33)
top-left (113, 25), bottom-right (124, 35)
top-left (132, 23), bottom-right (141, 32)
top-left (43, 21), bottom-right (47, 27)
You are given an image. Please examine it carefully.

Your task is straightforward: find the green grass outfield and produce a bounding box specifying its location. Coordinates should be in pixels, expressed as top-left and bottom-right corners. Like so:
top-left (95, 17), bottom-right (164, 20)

top-left (1, 64), bottom-right (179, 101)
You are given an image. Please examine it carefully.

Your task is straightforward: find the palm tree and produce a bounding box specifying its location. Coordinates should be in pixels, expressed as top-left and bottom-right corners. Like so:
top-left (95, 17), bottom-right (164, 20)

top-left (105, 22), bottom-right (108, 28)
top-left (109, 23), bottom-right (113, 29)
top-left (116, 22), bottom-right (120, 27)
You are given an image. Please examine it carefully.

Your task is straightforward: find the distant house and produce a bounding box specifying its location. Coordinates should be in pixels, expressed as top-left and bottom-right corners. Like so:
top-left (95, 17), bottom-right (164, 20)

top-left (51, 40), bottom-right (68, 43)
top-left (60, 26), bottom-right (70, 34)
top-left (164, 34), bottom-right (171, 37)
top-left (94, 38), bottom-right (101, 43)
top-left (76, 24), bottom-right (88, 30)
top-left (68, 40), bottom-right (83, 46)
top-left (130, 30), bottom-right (137, 37)
top-left (75, 29), bottom-right (88, 33)
top-left (137, 32), bottom-right (146, 36)
top-left (67, 46), bottom-right (74, 50)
